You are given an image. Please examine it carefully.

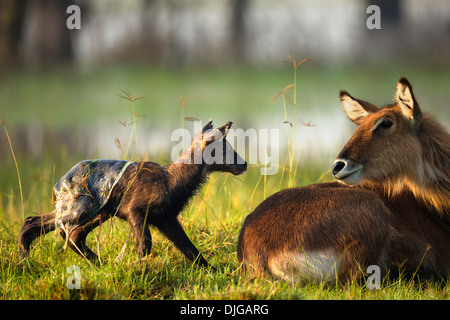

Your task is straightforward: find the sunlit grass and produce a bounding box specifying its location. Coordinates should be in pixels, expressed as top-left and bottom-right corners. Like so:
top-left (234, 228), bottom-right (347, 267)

top-left (1, 151), bottom-right (450, 299)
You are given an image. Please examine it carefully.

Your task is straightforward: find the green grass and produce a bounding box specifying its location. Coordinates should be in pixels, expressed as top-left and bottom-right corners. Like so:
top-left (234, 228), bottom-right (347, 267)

top-left (2, 150), bottom-right (449, 300)
top-left (2, 165), bottom-right (449, 300)
top-left (1, 62), bottom-right (450, 300)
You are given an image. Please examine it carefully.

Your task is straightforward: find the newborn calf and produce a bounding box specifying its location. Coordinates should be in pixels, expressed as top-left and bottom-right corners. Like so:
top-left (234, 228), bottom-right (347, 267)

top-left (19, 121), bottom-right (247, 267)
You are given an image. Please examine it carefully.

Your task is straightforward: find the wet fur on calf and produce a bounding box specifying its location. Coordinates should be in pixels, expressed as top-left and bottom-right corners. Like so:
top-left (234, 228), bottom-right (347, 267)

top-left (18, 121), bottom-right (247, 267)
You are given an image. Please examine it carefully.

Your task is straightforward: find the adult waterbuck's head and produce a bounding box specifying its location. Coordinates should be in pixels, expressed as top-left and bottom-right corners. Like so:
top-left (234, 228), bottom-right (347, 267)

top-left (333, 77), bottom-right (450, 212)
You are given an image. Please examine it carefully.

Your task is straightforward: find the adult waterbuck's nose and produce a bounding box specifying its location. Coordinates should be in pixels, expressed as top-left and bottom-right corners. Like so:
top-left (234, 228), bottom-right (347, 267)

top-left (332, 159), bottom-right (363, 185)
top-left (332, 160), bottom-right (346, 176)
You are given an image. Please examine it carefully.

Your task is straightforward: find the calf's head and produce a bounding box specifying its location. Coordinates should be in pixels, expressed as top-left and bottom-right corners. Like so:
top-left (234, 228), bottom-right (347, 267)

top-left (333, 77), bottom-right (424, 187)
top-left (177, 120), bottom-right (247, 175)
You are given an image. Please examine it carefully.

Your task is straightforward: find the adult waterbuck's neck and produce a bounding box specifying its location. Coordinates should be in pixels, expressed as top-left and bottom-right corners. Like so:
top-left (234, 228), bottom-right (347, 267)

top-left (167, 120), bottom-right (247, 195)
top-left (333, 77), bottom-right (450, 213)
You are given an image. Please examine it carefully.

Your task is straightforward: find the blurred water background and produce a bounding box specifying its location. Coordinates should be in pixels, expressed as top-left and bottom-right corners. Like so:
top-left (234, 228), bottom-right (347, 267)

top-left (1, 0), bottom-right (449, 168)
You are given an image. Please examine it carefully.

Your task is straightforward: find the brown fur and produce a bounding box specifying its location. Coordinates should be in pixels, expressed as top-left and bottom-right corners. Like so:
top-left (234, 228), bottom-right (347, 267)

top-left (19, 121), bottom-right (247, 267)
top-left (237, 183), bottom-right (390, 282)
top-left (238, 78), bottom-right (450, 282)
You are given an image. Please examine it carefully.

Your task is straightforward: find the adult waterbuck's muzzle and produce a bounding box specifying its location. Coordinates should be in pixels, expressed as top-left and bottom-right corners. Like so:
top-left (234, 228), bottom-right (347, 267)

top-left (332, 159), bottom-right (363, 185)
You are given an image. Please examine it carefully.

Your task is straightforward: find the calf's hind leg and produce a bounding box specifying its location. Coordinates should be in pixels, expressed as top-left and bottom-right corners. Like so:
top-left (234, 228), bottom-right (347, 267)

top-left (62, 216), bottom-right (103, 261)
top-left (18, 210), bottom-right (57, 259)
top-left (61, 211), bottom-right (115, 262)
top-left (126, 210), bottom-right (152, 258)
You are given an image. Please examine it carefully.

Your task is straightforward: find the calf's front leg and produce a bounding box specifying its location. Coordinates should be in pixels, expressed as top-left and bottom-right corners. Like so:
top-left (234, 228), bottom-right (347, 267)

top-left (156, 218), bottom-right (210, 268)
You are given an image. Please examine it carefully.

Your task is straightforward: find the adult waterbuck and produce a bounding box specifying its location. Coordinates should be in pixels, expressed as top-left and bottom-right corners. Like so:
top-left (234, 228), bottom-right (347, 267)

top-left (19, 121), bottom-right (247, 267)
top-left (237, 78), bottom-right (450, 283)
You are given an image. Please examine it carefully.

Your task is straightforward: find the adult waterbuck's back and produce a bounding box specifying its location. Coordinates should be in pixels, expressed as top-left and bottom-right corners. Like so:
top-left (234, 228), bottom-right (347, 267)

top-left (237, 78), bottom-right (450, 283)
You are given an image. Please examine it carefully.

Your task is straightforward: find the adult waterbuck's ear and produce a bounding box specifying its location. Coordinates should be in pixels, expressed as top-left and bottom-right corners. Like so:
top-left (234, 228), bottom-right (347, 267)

top-left (340, 91), bottom-right (380, 125)
top-left (395, 77), bottom-right (422, 125)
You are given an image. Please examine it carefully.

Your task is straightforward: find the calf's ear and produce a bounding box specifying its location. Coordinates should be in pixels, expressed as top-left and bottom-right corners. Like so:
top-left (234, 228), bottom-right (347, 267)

top-left (203, 121), bottom-right (233, 145)
top-left (202, 120), bottom-right (214, 133)
top-left (217, 121), bottom-right (232, 139)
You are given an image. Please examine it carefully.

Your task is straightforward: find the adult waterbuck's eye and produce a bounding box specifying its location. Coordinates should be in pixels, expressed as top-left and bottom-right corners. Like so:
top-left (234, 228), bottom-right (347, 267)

top-left (374, 118), bottom-right (393, 132)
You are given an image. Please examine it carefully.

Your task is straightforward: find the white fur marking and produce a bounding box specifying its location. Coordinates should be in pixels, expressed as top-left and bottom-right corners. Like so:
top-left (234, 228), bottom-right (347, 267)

top-left (268, 249), bottom-right (342, 283)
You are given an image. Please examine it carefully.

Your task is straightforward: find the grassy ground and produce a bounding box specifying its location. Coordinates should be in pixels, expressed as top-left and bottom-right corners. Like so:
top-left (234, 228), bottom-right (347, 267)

top-left (2, 164), bottom-right (449, 300)
top-left (1, 62), bottom-right (449, 300)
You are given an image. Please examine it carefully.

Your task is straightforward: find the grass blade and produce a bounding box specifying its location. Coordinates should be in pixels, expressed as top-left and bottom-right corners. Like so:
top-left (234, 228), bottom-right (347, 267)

top-left (1, 118), bottom-right (24, 220)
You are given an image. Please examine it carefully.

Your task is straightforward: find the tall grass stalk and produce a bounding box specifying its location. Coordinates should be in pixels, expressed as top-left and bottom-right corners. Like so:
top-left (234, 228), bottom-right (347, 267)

top-left (263, 149), bottom-right (268, 200)
top-left (272, 55), bottom-right (311, 188)
top-left (119, 88), bottom-right (144, 161)
top-left (1, 118), bottom-right (24, 220)
top-left (281, 93), bottom-right (293, 186)
top-left (179, 95), bottom-right (188, 130)
top-left (131, 101), bottom-right (140, 161)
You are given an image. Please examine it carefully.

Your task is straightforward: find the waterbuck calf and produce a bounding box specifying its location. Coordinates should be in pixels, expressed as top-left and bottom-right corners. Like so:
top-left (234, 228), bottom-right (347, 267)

top-left (19, 121), bottom-right (247, 267)
top-left (238, 78), bottom-right (450, 283)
